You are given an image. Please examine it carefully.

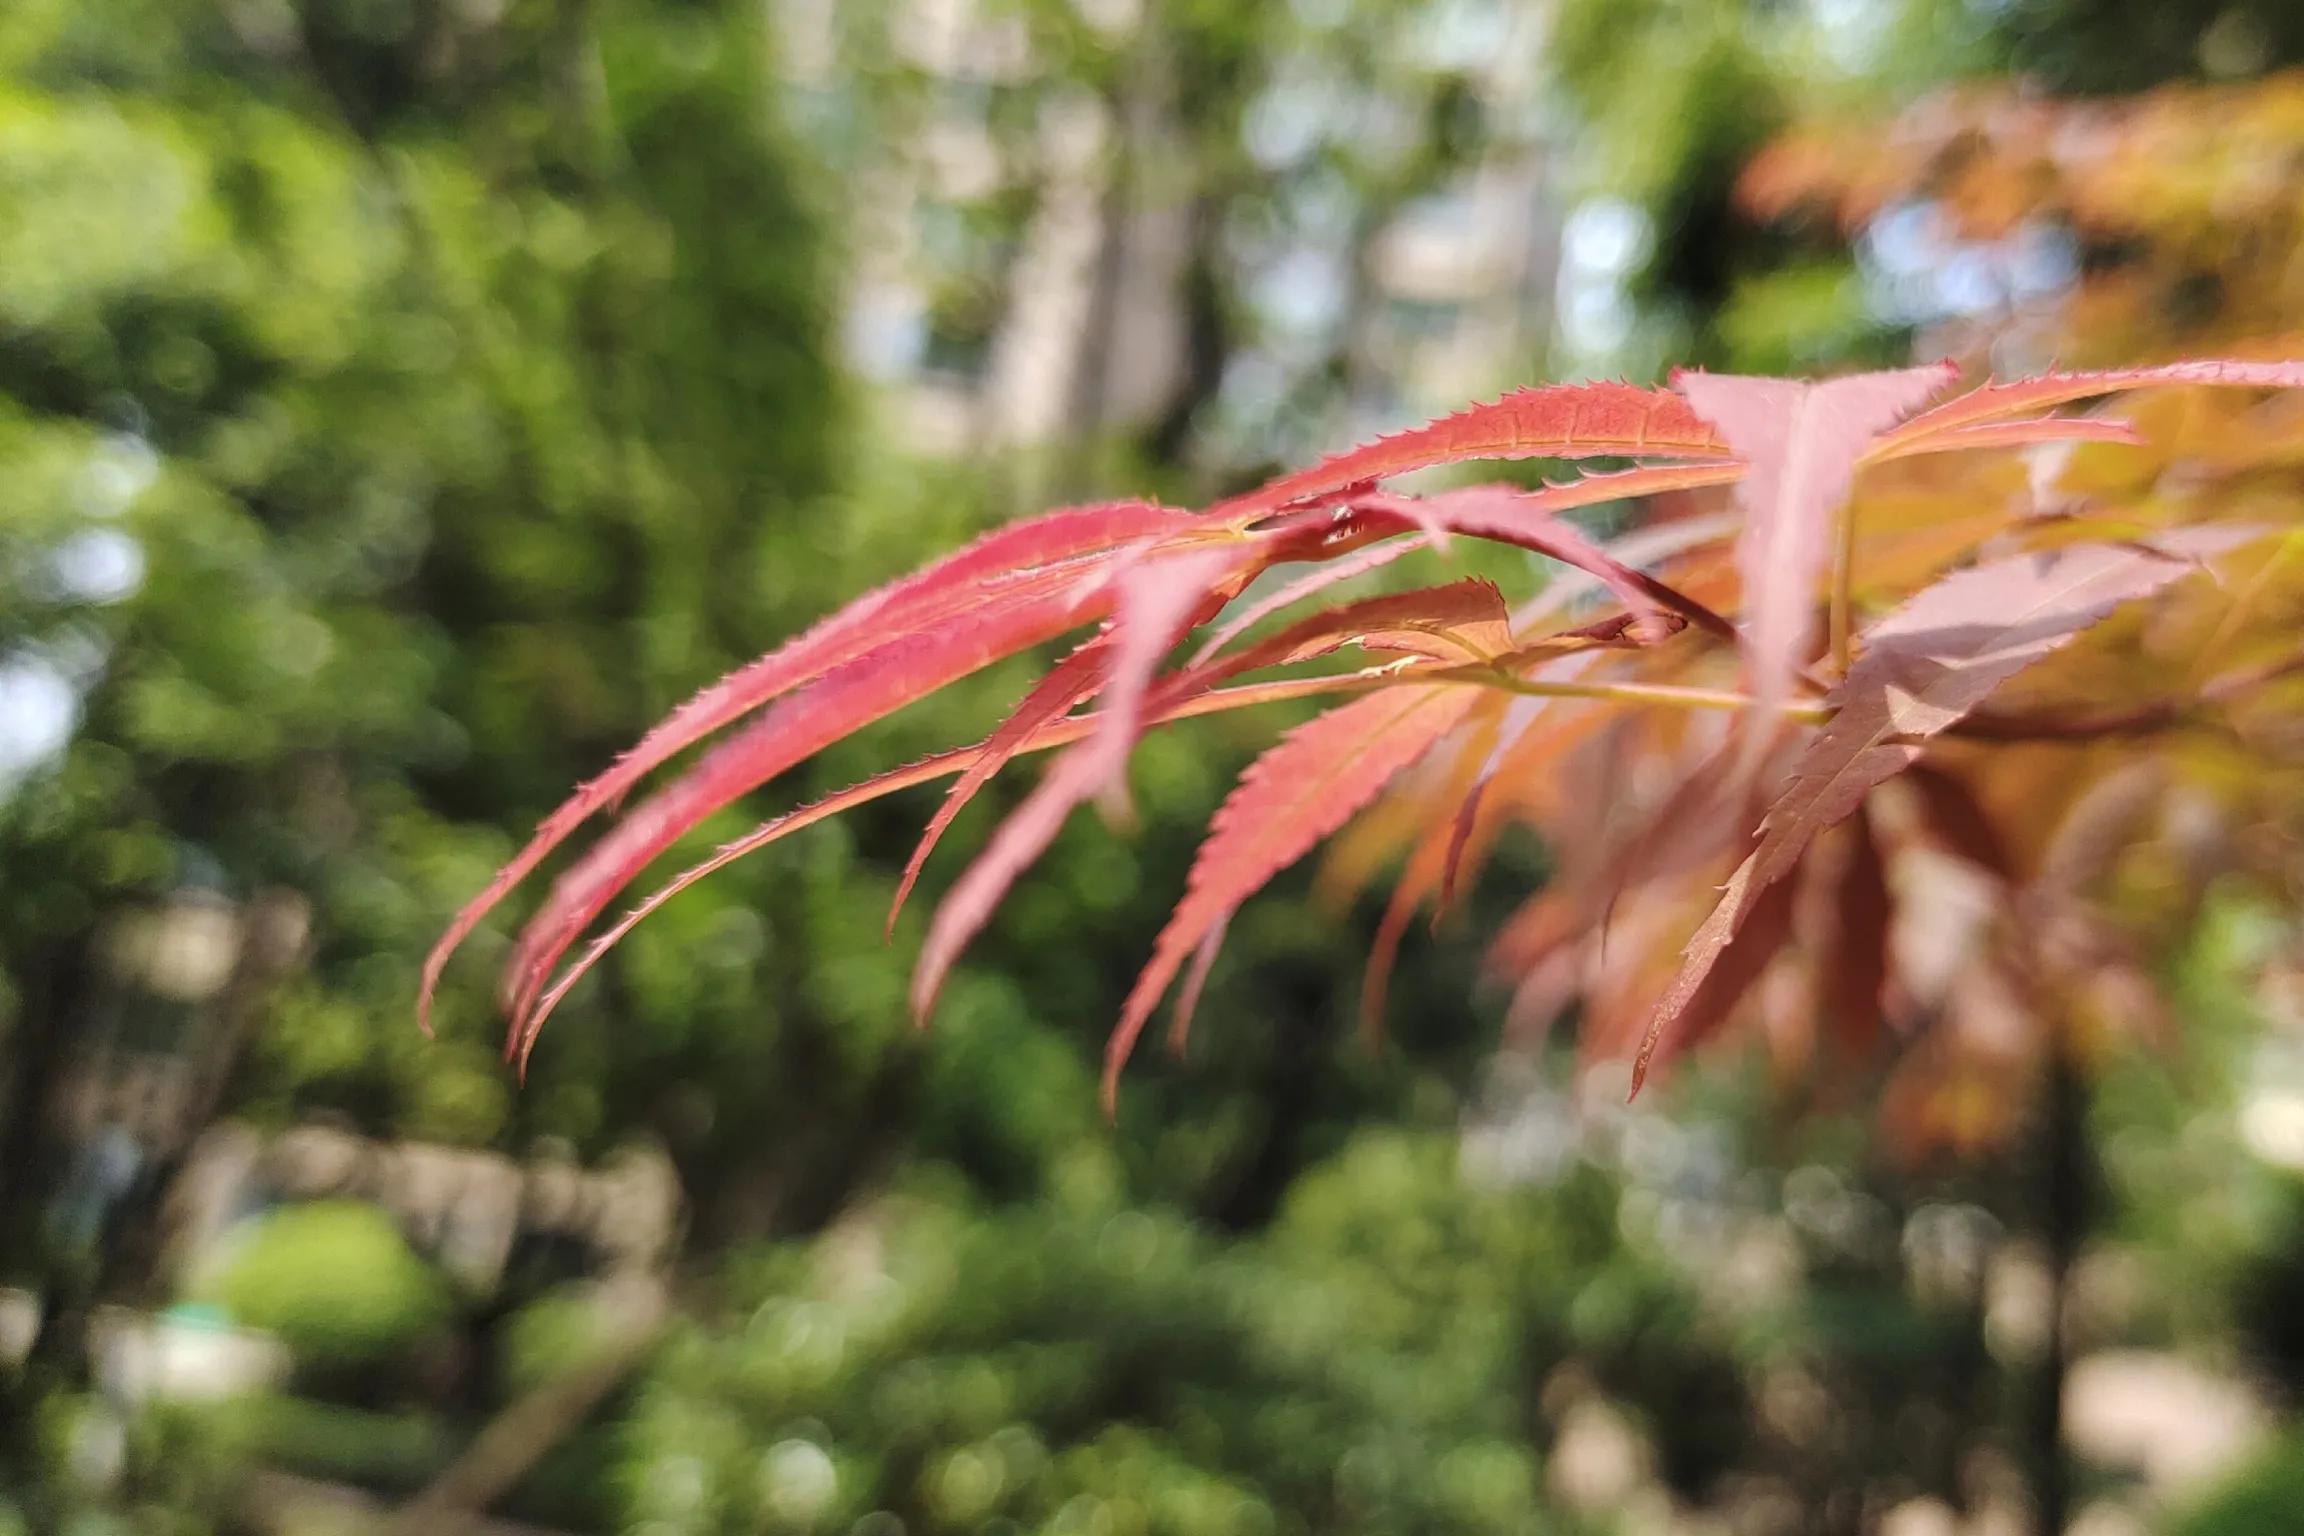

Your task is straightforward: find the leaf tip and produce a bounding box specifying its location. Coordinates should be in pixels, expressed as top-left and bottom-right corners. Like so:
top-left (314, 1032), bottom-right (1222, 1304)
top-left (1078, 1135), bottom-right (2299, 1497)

top-left (1095, 777), bottom-right (1139, 832)
top-left (416, 935), bottom-right (462, 1039)
top-left (1628, 1015), bottom-right (1667, 1100)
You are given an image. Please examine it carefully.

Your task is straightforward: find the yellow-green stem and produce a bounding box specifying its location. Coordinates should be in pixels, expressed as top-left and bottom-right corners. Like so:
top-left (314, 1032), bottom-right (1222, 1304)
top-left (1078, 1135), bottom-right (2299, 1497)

top-left (1828, 499), bottom-right (1859, 673)
top-left (1466, 670), bottom-right (1833, 723)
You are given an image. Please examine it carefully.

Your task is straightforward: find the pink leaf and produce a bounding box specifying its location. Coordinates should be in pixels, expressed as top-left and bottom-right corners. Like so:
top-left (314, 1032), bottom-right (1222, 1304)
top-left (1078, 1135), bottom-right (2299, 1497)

top-left (909, 579), bottom-right (1522, 1028)
top-left (1661, 862), bottom-right (1800, 1060)
top-left (510, 748), bottom-right (981, 1068)
top-left (1510, 511), bottom-right (1741, 634)
top-left (499, 590), bottom-right (1118, 1036)
top-left (421, 498), bottom-right (1184, 1032)
top-left (911, 745), bottom-right (1106, 1027)
top-left (1878, 415), bottom-right (2146, 458)
top-left (1632, 523), bottom-right (2261, 1091)
top-left (1087, 542), bottom-right (1255, 817)
top-left (1676, 364), bottom-right (1959, 726)
top-left (1206, 577), bottom-right (1519, 672)
top-left (1190, 534), bottom-right (1433, 666)
top-left (888, 632), bottom-right (1113, 936)
top-left (523, 618), bottom-right (1532, 1060)
top-left (1872, 360), bottom-right (2304, 457)
top-left (1212, 381), bottom-right (1733, 519)
top-left (1104, 685), bottom-right (1479, 1110)
top-left (1358, 484), bottom-right (1737, 642)
top-left (1166, 916), bottom-right (1231, 1056)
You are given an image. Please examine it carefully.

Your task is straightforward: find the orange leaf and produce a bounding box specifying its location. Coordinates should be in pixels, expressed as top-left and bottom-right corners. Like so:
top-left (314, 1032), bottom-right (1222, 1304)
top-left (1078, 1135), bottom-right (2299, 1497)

top-left (1819, 806), bottom-right (1893, 1059)
top-left (1103, 685), bottom-right (1480, 1110)
top-left (423, 498), bottom-right (1185, 1032)
top-left (1213, 381), bottom-right (1733, 519)
top-left (1633, 524), bottom-right (2258, 1092)
top-left (1872, 360), bottom-right (2304, 457)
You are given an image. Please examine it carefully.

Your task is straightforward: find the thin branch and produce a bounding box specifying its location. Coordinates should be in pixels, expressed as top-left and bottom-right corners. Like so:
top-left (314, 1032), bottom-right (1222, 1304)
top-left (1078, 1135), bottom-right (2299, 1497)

top-left (383, 1279), bottom-right (666, 1536)
top-left (512, 635), bottom-right (2304, 1028)
top-left (1465, 670), bottom-right (1833, 722)
top-left (1828, 499), bottom-right (1859, 675)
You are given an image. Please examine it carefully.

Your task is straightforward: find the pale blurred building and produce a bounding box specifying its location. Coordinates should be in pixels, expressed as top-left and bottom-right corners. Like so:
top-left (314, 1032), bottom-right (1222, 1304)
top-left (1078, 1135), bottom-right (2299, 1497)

top-left (163, 1122), bottom-right (683, 1297)
top-left (777, 0), bottom-right (1564, 466)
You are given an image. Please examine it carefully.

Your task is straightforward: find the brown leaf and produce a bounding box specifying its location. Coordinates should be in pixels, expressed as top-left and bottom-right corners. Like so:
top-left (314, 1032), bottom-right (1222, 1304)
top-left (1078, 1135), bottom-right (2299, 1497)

top-left (1903, 761), bottom-right (2018, 879)
top-left (1633, 524), bottom-right (2257, 1091)
top-left (1819, 807), bottom-right (1893, 1058)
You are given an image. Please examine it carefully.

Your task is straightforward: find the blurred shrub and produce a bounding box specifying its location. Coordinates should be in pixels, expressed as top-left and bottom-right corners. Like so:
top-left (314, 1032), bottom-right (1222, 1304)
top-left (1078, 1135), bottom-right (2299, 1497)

top-left (2166, 1428), bottom-right (2304, 1536)
top-left (613, 1125), bottom-right (1759, 1535)
top-left (500, 1282), bottom-right (622, 1397)
top-left (193, 1201), bottom-right (452, 1370)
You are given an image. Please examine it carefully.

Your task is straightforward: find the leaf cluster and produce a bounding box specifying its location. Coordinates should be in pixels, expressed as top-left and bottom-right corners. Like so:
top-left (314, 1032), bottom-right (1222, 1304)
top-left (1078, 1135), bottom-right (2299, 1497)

top-left (432, 359), bottom-right (2304, 1135)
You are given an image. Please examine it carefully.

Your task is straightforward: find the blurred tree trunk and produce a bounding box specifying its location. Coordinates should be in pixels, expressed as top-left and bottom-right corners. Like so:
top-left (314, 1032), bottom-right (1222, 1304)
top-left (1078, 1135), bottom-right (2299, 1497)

top-left (1143, 187), bottom-right (1232, 475)
top-left (1060, 86), bottom-right (1137, 501)
top-left (0, 943), bottom-right (85, 1511)
top-left (0, 889), bottom-right (303, 1521)
top-left (2029, 1028), bottom-right (2090, 1536)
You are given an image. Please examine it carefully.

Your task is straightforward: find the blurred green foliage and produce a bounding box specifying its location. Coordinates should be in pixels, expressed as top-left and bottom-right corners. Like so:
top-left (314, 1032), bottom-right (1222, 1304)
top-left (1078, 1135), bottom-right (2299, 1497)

top-left (0, 0), bottom-right (870, 1182)
top-left (194, 1200), bottom-right (452, 1370)
top-left (2167, 1430), bottom-right (2304, 1536)
top-left (623, 1132), bottom-right (1710, 1535)
top-left (0, 0), bottom-right (1486, 1260)
top-left (0, 0), bottom-right (1511, 1522)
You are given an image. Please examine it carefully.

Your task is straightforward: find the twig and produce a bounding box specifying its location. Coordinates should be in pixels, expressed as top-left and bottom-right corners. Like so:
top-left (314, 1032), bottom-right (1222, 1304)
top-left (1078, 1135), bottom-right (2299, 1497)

top-left (381, 1278), bottom-right (666, 1536)
top-left (1828, 499), bottom-right (1859, 676)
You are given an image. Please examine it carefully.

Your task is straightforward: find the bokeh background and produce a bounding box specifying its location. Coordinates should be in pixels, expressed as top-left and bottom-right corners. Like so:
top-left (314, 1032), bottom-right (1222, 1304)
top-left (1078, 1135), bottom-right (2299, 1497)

top-left (4, 1), bottom-right (2304, 1532)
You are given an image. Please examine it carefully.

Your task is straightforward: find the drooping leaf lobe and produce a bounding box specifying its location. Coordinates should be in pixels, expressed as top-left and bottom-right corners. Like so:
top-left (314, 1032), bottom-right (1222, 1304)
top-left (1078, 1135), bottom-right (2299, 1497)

top-left (1676, 364), bottom-right (1960, 731)
top-left (423, 498), bottom-right (1186, 1031)
top-left (1104, 685), bottom-right (1481, 1109)
top-left (1632, 524), bottom-right (2260, 1090)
